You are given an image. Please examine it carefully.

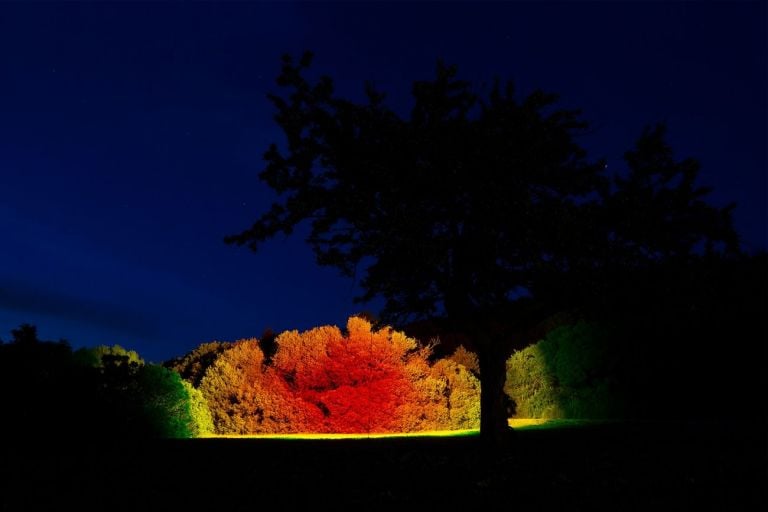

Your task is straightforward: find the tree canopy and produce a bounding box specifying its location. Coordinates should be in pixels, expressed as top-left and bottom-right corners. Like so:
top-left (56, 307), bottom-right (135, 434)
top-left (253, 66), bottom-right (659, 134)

top-left (226, 52), bottom-right (740, 442)
top-left (226, 53), bottom-right (609, 324)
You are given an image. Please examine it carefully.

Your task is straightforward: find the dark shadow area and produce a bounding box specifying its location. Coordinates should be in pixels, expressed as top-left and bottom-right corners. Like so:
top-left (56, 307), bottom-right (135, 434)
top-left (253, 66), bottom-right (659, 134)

top-left (1, 420), bottom-right (764, 509)
top-left (506, 252), bottom-right (767, 422)
top-left (0, 325), bottom-right (198, 441)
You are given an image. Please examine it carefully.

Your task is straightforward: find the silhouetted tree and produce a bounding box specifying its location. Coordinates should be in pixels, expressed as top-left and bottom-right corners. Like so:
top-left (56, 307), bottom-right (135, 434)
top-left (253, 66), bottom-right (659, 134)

top-left (0, 324), bottom-right (75, 437)
top-left (10, 323), bottom-right (41, 345)
top-left (533, 123), bottom-right (739, 311)
top-left (225, 52), bottom-right (608, 444)
top-left (226, 52), bottom-right (740, 444)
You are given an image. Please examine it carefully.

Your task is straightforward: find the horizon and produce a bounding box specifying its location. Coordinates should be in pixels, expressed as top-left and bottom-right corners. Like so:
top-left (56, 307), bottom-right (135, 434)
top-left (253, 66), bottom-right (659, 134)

top-left (1, 2), bottom-right (765, 361)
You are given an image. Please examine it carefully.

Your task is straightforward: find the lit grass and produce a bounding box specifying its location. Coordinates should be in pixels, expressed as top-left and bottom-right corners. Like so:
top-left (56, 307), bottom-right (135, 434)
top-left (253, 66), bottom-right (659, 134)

top-left (200, 429), bottom-right (478, 440)
top-left (510, 418), bottom-right (606, 430)
top-left (197, 418), bottom-right (614, 439)
top-left (508, 418), bottom-right (550, 429)
top-left (197, 418), bottom-right (585, 439)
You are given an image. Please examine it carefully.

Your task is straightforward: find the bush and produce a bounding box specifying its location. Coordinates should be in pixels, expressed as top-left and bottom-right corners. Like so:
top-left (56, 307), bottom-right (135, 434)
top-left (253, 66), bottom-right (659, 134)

top-left (72, 343), bottom-right (219, 437)
top-left (504, 343), bottom-right (562, 418)
top-left (505, 322), bottom-right (623, 419)
top-left (198, 317), bottom-right (481, 434)
top-left (182, 381), bottom-right (215, 436)
top-left (164, 341), bottom-right (232, 387)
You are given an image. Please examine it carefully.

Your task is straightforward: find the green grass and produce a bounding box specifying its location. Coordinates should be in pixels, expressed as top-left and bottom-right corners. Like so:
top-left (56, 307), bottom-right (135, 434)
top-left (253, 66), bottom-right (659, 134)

top-left (509, 419), bottom-right (609, 430)
top-left (200, 418), bottom-right (603, 439)
top-left (202, 428), bottom-right (479, 440)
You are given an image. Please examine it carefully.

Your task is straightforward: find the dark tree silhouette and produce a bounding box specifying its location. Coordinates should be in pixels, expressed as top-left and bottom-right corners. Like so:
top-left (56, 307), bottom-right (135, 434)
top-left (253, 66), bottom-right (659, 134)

top-left (226, 52), bottom-right (740, 444)
top-left (608, 124), bottom-right (737, 259)
top-left (533, 123), bottom-right (740, 312)
top-left (225, 52), bottom-right (609, 444)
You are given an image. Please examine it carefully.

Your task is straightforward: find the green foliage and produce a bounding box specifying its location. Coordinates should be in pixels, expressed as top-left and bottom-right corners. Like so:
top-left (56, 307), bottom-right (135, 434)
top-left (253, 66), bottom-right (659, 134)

top-left (505, 322), bottom-right (623, 419)
top-left (74, 344), bottom-right (144, 368)
top-left (540, 322), bottom-right (612, 389)
top-left (0, 323), bottom-right (207, 438)
top-left (182, 380), bottom-right (214, 436)
top-left (135, 364), bottom-right (195, 438)
top-left (504, 343), bottom-right (562, 419)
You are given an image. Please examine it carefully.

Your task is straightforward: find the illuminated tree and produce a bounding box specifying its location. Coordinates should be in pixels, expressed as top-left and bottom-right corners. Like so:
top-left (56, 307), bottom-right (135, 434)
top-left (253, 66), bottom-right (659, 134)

top-left (164, 341), bottom-right (232, 387)
top-left (447, 345), bottom-right (480, 375)
top-left (182, 380), bottom-right (215, 436)
top-left (504, 322), bottom-right (623, 419)
top-left (74, 344), bottom-right (144, 368)
top-left (134, 364), bottom-right (197, 438)
top-left (224, 52), bottom-right (607, 443)
top-left (433, 357), bottom-right (481, 429)
top-left (225, 53), bottom-right (740, 445)
top-left (270, 316), bottom-right (419, 433)
top-left (197, 317), bottom-right (480, 434)
top-left (504, 343), bottom-right (561, 418)
top-left (198, 339), bottom-right (267, 434)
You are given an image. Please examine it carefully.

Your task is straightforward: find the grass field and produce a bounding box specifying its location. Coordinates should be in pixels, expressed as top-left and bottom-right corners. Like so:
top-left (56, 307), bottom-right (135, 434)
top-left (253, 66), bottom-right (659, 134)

top-left (2, 419), bottom-right (764, 510)
top-left (201, 418), bottom-right (553, 440)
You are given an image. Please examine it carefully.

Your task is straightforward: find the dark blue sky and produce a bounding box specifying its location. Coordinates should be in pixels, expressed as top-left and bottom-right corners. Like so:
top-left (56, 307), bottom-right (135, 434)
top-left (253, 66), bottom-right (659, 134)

top-left (1, 2), bottom-right (765, 362)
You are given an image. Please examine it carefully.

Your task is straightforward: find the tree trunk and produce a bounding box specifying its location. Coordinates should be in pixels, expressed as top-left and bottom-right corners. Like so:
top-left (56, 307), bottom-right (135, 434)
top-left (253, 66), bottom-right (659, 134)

top-left (477, 337), bottom-right (510, 450)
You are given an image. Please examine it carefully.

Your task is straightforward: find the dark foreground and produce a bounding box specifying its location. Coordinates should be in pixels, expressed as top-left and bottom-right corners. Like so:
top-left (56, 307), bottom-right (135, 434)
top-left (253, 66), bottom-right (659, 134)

top-left (2, 420), bottom-right (765, 510)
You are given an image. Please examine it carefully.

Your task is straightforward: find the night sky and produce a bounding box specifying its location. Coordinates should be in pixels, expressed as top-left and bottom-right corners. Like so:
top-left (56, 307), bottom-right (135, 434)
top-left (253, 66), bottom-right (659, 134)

top-left (1, 2), bottom-right (765, 362)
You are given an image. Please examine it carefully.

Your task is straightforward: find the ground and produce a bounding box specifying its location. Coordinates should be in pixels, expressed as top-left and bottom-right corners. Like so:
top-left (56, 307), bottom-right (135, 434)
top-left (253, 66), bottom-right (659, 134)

top-left (2, 419), bottom-right (764, 510)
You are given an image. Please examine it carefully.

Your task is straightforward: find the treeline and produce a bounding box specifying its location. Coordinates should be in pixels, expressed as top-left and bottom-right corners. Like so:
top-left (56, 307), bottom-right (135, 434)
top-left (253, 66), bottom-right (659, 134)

top-left (503, 252), bottom-right (768, 421)
top-left (0, 325), bottom-right (211, 439)
top-left (2, 251), bottom-right (764, 439)
top-left (166, 317), bottom-right (481, 434)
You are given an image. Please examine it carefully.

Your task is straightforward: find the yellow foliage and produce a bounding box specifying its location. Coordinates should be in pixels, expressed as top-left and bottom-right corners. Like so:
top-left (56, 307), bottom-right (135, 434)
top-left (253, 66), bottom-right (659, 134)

top-left (182, 380), bottom-right (214, 436)
top-left (447, 345), bottom-right (480, 375)
top-left (198, 317), bottom-right (482, 434)
top-left (199, 339), bottom-right (265, 434)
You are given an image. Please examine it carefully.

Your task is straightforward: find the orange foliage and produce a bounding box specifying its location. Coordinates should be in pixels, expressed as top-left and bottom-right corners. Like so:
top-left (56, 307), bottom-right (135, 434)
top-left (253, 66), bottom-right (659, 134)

top-left (198, 317), bottom-right (480, 434)
top-left (198, 339), bottom-right (265, 434)
top-left (271, 317), bottom-right (417, 433)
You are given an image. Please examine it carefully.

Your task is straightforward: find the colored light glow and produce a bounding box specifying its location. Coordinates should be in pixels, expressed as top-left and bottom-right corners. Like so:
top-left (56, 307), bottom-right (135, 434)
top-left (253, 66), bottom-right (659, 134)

top-left (199, 317), bottom-right (481, 435)
top-left (508, 418), bottom-right (549, 428)
top-left (195, 419), bottom-right (554, 439)
top-left (200, 429), bottom-right (478, 440)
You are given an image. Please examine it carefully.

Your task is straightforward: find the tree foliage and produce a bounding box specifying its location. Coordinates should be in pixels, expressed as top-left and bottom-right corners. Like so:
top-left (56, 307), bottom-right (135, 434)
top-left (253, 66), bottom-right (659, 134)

top-left (224, 53), bottom-right (738, 442)
top-left (505, 322), bottom-right (623, 419)
top-left (182, 380), bottom-right (215, 436)
top-left (164, 341), bottom-right (233, 387)
top-left (74, 344), bottom-right (144, 368)
top-left (0, 329), bottom-right (210, 438)
top-left (226, 54), bottom-right (606, 324)
top-left (134, 364), bottom-right (198, 438)
top-left (223, 53), bottom-right (612, 439)
top-left (198, 316), bottom-right (480, 434)
top-left (198, 338), bottom-right (271, 434)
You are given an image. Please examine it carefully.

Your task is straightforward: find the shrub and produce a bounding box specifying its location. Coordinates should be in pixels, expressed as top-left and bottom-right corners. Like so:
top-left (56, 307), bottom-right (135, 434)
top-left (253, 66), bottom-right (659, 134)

top-left (199, 317), bottom-right (481, 434)
top-left (198, 339), bottom-right (268, 434)
top-left (504, 343), bottom-right (562, 418)
top-left (505, 322), bottom-right (622, 419)
top-left (182, 380), bottom-right (214, 436)
top-left (164, 341), bottom-right (232, 387)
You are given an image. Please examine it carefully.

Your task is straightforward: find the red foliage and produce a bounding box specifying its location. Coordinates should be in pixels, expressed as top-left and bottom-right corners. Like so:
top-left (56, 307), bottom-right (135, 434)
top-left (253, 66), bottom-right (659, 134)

top-left (271, 317), bottom-right (415, 433)
top-left (199, 317), bottom-right (480, 434)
